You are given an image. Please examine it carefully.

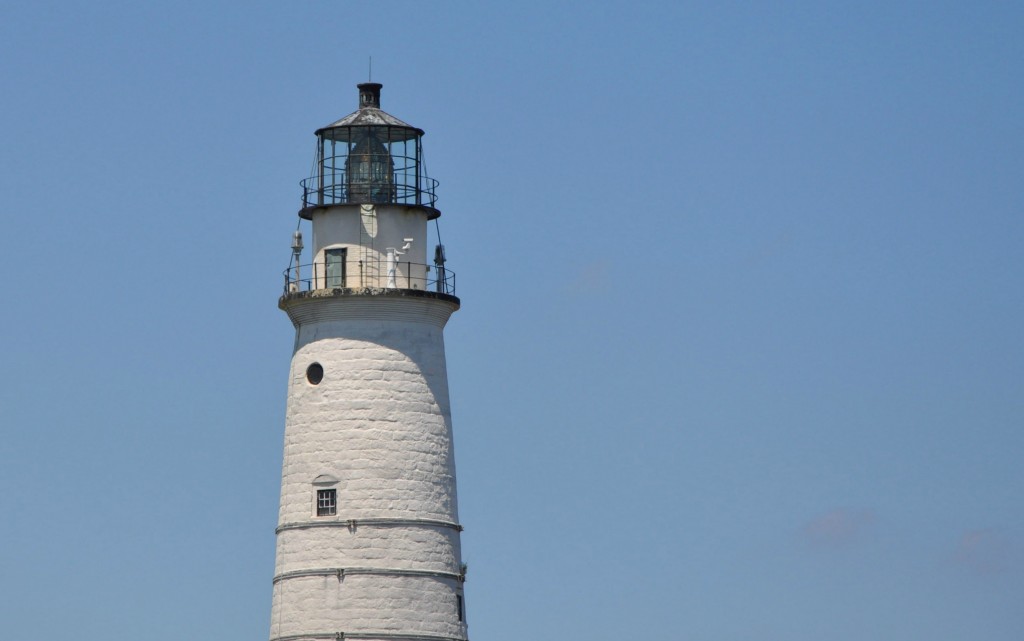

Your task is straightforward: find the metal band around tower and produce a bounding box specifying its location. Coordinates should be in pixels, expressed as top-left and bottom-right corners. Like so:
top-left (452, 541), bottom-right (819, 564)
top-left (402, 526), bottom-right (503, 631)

top-left (276, 517), bottom-right (464, 535)
top-left (273, 566), bottom-right (465, 584)
top-left (270, 634), bottom-right (467, 641)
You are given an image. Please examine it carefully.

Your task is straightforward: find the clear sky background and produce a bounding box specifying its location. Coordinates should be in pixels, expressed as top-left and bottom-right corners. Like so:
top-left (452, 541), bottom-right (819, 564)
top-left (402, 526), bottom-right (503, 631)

top-left (1, 2), bottom-right (1022, 640)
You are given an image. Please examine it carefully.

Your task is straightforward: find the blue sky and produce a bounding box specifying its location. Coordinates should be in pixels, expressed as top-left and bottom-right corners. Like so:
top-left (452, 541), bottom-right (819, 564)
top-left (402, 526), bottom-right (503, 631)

top-left (1, 2), bottom-right (1022, 639)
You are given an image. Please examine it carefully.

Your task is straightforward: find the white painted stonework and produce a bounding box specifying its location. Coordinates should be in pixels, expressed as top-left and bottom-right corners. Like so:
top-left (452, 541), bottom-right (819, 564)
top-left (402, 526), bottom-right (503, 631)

top-left (308, 204), bottom-right (433, 291)
top-left (271, 288), bottom-right (466, 641)
top-left (311, 205), bottom-right (428, 264)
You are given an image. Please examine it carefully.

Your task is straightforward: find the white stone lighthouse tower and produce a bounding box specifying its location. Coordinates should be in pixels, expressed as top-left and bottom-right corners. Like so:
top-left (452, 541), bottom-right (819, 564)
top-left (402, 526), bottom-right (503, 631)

top-left (270, 83), bottom-right (467, 641)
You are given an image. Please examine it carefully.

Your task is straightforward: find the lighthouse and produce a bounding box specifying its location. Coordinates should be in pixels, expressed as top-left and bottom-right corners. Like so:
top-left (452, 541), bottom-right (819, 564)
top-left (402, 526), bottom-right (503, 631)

top-left (270, 83), bottom-right (467, 641)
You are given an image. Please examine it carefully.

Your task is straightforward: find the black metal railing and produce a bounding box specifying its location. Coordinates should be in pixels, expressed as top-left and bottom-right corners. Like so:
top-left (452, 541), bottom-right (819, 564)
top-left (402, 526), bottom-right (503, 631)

top-left (300, 171), bottom-right (439, 209)
top-left (283, 259), bottom-right (455, 295)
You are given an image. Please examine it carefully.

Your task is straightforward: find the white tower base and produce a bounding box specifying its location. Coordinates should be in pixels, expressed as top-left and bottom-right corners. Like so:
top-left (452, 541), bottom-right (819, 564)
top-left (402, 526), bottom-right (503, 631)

top-left (271, 291), bottom-right (467, 641)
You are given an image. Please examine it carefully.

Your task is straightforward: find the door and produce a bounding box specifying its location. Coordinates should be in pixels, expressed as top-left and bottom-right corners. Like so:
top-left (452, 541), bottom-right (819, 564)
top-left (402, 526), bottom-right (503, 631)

top-left (325, 248), bottom-right (347, 288)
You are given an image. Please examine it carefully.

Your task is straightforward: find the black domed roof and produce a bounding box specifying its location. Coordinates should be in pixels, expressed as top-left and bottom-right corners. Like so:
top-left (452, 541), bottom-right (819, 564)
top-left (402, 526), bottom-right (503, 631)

top-left (316, 83), bottom-right (423, 142)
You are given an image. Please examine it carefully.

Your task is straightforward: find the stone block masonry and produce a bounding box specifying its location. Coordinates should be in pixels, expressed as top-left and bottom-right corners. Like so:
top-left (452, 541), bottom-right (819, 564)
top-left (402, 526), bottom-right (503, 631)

top-left (270, 295), bottom-right (467, 641)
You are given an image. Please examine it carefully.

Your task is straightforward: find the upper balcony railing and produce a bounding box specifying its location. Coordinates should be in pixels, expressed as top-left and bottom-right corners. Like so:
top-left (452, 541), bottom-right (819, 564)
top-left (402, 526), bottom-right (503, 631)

top-left (300, 170), bottom-right (439, 210)
top-left (283, 259), bottom-right (455, 296)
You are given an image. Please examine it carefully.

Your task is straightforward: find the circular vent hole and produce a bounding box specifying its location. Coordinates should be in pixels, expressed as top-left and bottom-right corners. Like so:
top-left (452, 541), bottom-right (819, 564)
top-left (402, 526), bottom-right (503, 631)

top-left (306, 362), bottom-right (324, 385)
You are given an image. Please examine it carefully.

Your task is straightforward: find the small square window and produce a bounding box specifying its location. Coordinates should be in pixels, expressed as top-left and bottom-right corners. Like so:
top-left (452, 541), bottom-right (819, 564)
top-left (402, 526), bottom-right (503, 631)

top-left (317, 489), bottom-right (337, 516)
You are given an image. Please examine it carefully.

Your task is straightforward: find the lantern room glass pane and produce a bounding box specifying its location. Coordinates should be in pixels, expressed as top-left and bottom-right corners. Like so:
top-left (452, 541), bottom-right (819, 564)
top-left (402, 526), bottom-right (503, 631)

top-left (303, 124), bottom-right (435, 210)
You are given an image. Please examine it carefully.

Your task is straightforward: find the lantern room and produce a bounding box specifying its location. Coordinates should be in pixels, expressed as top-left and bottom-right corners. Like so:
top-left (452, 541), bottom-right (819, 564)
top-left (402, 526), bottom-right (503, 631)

top-left (299, 83), bottom-right (439, 219)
